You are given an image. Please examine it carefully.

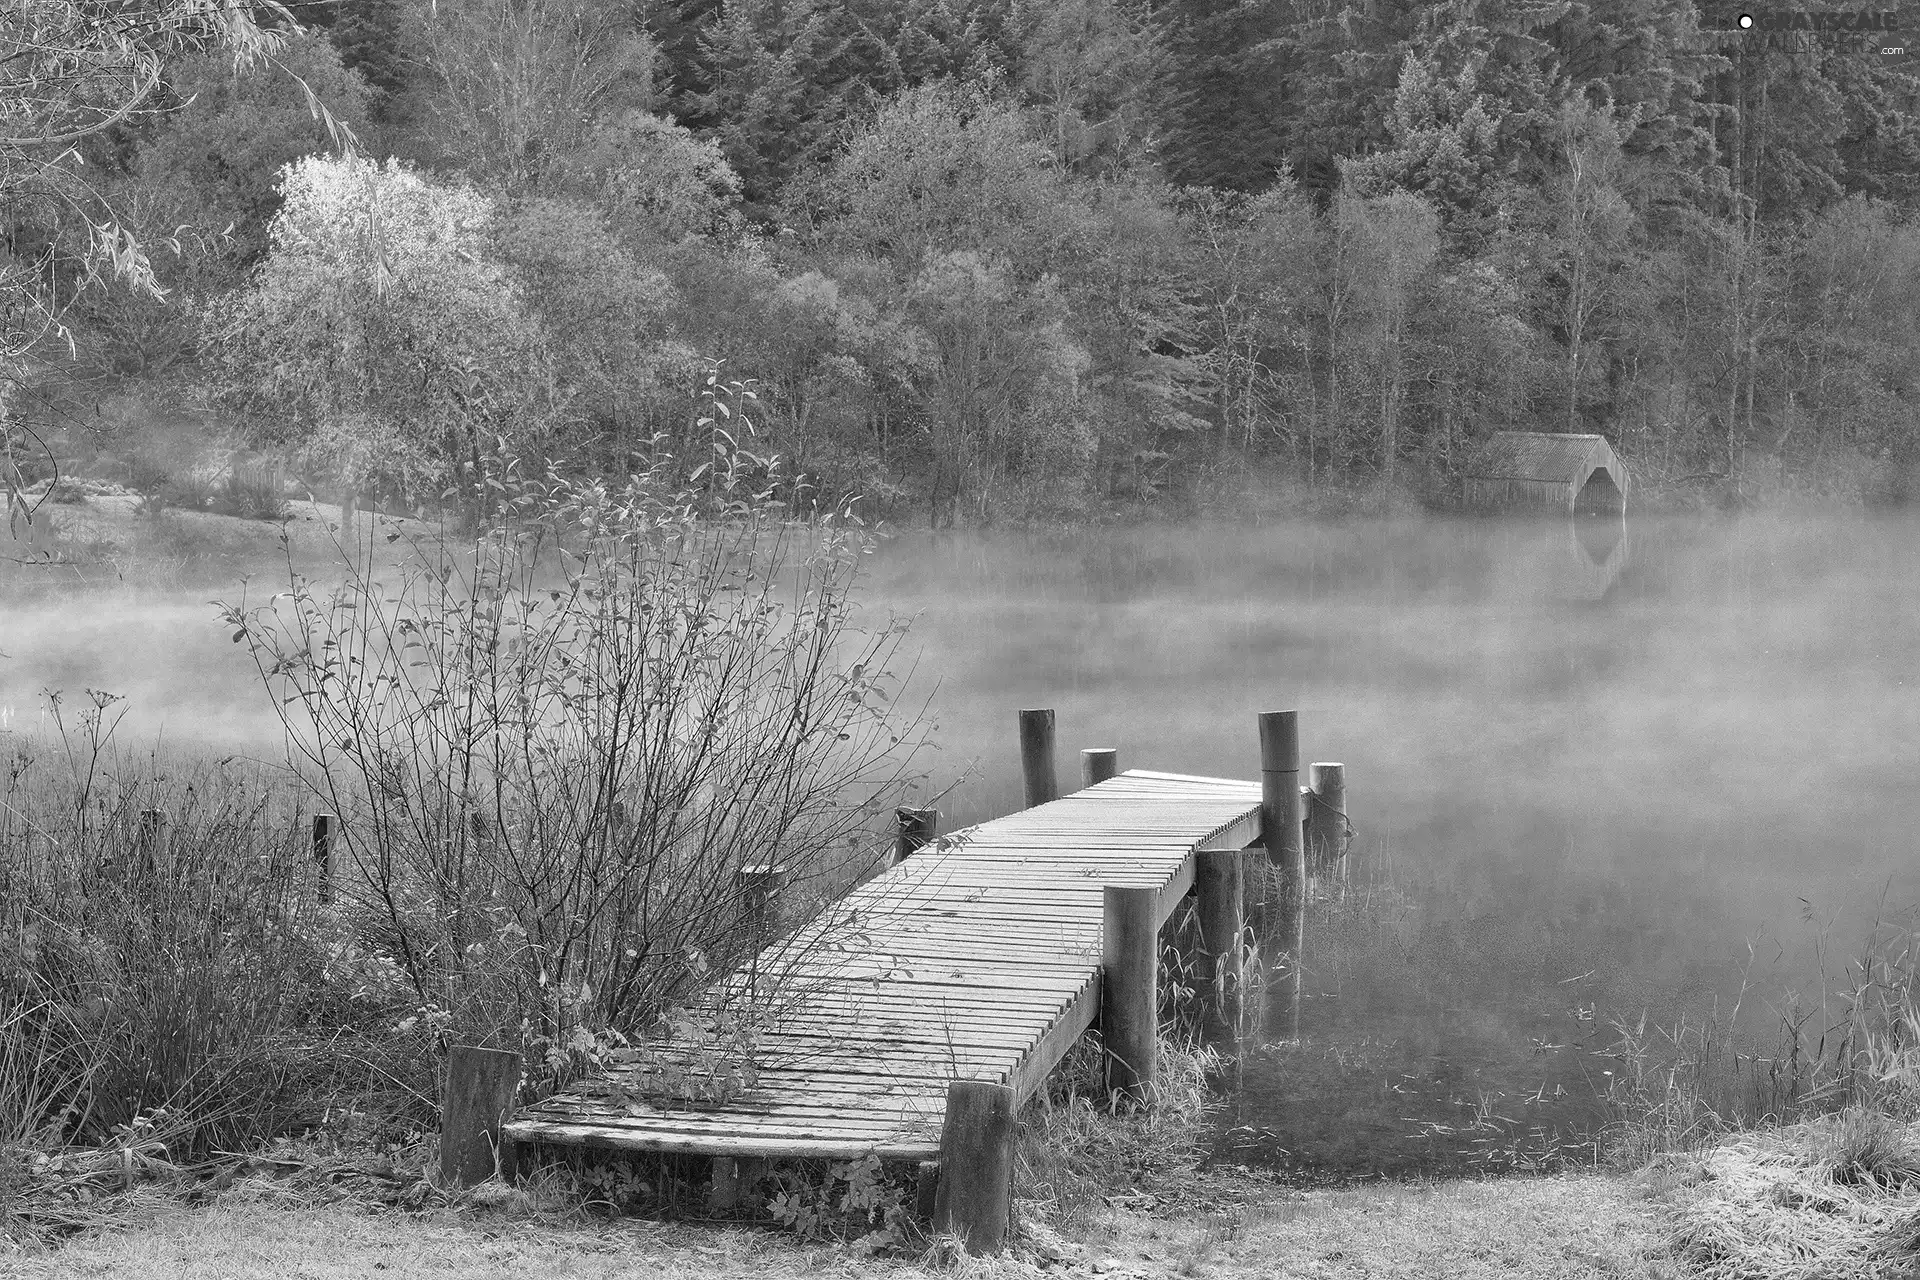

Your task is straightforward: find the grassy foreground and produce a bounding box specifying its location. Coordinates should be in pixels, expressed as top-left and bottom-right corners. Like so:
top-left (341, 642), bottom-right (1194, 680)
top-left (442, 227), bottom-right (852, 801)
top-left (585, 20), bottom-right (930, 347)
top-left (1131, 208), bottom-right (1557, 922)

top-left (4, 1168), bottom-right (1679, 1280)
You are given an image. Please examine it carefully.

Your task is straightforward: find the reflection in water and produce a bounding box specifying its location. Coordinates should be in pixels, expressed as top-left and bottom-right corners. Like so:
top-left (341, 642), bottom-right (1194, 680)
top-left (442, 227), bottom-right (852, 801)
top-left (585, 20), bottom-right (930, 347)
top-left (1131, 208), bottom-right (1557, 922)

top-left (1575, 514), bottom-right (1626, 569)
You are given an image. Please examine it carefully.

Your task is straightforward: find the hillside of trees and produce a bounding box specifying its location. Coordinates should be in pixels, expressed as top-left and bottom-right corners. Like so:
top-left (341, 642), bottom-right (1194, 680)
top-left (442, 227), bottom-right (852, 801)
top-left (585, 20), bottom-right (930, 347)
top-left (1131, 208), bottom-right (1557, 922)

top-left (7, 0), bottom-right (1920, 524)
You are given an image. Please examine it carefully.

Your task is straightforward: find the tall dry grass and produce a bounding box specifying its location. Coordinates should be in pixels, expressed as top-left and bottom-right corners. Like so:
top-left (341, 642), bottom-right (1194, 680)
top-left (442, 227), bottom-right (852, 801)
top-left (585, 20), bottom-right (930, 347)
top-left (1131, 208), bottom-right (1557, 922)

top-left (0, 700), bottom-right (430, 1172)
top-left (1015, 1031), bottom-right (1224, 1238)
top-left (1600, 905), bottom-right (1920, 1167)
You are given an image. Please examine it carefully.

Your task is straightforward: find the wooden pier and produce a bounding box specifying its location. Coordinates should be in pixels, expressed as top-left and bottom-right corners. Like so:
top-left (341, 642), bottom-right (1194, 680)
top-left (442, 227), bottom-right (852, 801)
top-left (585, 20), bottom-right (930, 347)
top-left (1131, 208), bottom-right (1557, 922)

top-left (498, 711), bottom-right (1346, 1251)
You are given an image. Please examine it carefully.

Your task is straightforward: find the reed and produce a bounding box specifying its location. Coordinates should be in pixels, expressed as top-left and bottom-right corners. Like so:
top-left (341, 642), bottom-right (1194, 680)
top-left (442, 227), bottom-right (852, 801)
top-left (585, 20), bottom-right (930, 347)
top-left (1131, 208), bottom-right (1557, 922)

top-left (1013, 1031), bottom-right (1223, 1239)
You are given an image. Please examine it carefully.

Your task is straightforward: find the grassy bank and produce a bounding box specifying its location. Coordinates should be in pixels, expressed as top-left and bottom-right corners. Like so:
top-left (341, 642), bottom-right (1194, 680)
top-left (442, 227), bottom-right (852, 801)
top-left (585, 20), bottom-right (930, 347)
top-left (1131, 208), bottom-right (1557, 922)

top-left (1, 1170), bottom-right (1681, 1280)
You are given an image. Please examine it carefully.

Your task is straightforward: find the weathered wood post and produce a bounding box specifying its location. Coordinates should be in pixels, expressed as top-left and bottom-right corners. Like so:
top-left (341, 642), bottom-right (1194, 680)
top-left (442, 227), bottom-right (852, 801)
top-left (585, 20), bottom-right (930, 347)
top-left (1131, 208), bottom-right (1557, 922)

top-left (1260, 711), bottom-right (1305, 1042)
top-left (1305, 762), bottom-right (1348, 874)
top-left (932, 1080), bottom-right (1016, 1253)
top-left (914, 1159), bottom-right (941, 1222)
top-left (1019, 708), bottom-right (1058, 808)
top-left (893, 807), bottom-right (939, 865)
top-left (312, 813), bottom-right (338, 904)
top-left (737, 864), bottom-right (789, 936)
top-left (709, 1157), bottom-right (741, 1211)
top-left (1194, 849), bottom-right (1244, 1044)
top-left (1101, 885), bottom-right (1159, 1102)
top-left (440, 1045), bottom-right (521, 1187)
top-left (1080, 747), bottom-right (1119, 789)
top-left (708, 1156), bottom-right (765, 1212)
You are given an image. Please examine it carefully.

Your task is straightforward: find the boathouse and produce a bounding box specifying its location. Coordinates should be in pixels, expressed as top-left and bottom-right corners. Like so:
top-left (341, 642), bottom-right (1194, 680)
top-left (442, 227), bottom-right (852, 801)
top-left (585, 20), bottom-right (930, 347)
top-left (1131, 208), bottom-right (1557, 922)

top-left (1464, 432), bottom-right (1629, 515)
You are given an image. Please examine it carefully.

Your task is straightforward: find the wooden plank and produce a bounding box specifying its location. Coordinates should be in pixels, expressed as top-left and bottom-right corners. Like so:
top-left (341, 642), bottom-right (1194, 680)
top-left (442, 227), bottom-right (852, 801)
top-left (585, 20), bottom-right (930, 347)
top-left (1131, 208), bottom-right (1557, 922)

top-left (503, 1119), bottom-right (940, 1160)
top-left (526, 1094), bottom-right (946, 1126)
top-left (776, 960), bottom-right (1094, 986)
top-left (758, 1023), bottom-right (1048, 1050)
top-left (1157, 853), bottom-right (1196, 923)
top-left (507, 1112), bottom-right (941, 1141)
top-left (769, 993), bottom-right (1079, 1021)
top-left (766, 993), bottom-right (1073, 1019)
top-left (1006, 971), bottom-right (1102, 1102)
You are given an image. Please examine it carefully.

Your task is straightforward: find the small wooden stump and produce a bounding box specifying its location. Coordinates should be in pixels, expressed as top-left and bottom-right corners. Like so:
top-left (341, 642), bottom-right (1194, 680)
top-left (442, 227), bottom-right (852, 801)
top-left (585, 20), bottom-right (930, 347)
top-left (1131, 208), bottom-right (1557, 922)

top-left (1194, 849), bottom-right (1244, 1044)
top-left (1019, 708), bottom-right (1058, 808)
top-left (1080, 747), bottom-right (1119, 789)
top-left (441, 1045), bottom-right (521, 1187)
top-left (1101, 885), bottom-right (1158, 1102)
top-left (914, 1159), bottom-right (941, 1222)
top-left (893, 807), bottom-right (939, 865)
top-left (932, 1080), bottom-right (1016, 1254)
top-left (312, 813), bottom-right (338, 904)
top-left (709, 1157), bottom-right (743, 1211)
top-left (709, 1157), bottom-right (765, 1212)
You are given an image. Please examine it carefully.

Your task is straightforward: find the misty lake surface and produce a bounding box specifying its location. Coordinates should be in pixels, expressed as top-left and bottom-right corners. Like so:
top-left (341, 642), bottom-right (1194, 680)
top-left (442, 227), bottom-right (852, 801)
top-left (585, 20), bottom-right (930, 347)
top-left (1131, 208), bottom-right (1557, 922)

top-left (4, 509), bottom-right (1917, 1178)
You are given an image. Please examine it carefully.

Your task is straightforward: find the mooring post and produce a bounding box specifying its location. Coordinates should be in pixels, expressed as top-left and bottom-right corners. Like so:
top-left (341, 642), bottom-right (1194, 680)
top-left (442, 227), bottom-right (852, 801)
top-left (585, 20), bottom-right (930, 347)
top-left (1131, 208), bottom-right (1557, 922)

top-left (1080, 747), bottom-right (1119, 789)
top-left (893, 807), bottom-right (939, 865)
top-left (1260, 711), bottom-right (1305, 1041)
top-left (1194, 850), bottom-right (1245, 1044)
top-left (1018, 708), bottom-right (1058, 808)
top-left (440, 1045), bottom-right (521, 1187)
top-left (737, 863), bottom-right (789, 936)
top-left (932, 1080), bottom-right (1016, 1254)
top-left (312, 813), bottom-right (338, 904)
top-left (1305, 763), bottom-right (1348, 874)
top-left (1101, 885), bottom-right (1159, 1102)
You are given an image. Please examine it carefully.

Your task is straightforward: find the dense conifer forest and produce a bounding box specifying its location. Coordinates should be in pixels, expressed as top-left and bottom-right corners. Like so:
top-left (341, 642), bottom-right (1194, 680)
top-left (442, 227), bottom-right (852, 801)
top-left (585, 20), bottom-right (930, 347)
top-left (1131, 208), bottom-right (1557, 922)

top-left (7, 0), bottom-right (1920, 521)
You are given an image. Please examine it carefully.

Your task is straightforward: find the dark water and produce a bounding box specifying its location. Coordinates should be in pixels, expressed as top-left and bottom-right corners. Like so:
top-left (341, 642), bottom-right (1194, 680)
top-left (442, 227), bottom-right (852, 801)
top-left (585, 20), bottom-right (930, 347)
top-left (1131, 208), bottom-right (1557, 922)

top-left (5, 510), bottom-right (1918, 1177)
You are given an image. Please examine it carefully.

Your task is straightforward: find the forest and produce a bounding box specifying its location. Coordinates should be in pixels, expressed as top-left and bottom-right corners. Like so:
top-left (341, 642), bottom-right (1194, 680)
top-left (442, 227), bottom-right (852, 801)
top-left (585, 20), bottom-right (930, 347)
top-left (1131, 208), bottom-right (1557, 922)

top-left (6, 0), bottom-right (1920, 524)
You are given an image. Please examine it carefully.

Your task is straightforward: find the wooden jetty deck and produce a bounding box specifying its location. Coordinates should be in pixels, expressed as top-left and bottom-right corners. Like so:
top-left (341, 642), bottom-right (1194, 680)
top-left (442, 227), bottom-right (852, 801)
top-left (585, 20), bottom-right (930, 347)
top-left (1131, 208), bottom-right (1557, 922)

top-left (503, 769), bottom-right (1265, 1161)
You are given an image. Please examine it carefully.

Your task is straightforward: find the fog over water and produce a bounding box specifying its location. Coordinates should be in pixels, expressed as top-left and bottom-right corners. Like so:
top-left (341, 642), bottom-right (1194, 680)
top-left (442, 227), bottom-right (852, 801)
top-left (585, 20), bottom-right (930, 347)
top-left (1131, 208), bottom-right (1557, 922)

top-left (4, 510), bottom-right (1916, 1175)
top-left (863, 512), bottom-right (1919, 1175)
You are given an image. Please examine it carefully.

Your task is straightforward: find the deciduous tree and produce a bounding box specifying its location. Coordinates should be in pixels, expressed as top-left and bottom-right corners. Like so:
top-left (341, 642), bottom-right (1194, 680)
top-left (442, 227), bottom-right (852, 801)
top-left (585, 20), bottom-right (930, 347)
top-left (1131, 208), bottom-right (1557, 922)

top-left (206, 155), bottom-right (560, 507)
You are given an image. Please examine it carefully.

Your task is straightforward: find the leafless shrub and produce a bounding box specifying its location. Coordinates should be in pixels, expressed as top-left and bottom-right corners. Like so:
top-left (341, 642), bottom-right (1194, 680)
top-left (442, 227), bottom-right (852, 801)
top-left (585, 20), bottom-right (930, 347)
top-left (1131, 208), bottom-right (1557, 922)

top-left (220, 367), bottom-right (930, 1087)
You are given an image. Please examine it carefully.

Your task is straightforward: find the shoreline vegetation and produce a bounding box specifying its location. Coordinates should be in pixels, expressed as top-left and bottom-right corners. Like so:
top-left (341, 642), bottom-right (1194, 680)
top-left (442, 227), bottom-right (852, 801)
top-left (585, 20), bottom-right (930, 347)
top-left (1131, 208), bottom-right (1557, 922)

top-left (2, 389), bottom-right (1916, 1280)
top-left (1, 587), bottom-right (1916, 1279)
top-left (3, 473), bottom-right (1920, 1275)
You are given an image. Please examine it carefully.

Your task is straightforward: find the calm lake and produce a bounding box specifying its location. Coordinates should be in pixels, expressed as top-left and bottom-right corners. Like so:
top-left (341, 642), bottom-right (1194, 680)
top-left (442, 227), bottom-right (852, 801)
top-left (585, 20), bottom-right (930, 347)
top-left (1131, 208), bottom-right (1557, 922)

top-left (4, 508), bottom-right (1917, 1178)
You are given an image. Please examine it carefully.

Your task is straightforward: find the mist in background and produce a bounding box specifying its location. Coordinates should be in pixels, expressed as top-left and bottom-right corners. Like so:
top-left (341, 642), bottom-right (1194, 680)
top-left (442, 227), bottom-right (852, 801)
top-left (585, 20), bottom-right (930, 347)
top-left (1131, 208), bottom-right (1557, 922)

top-left (861, 512), bottom-right (1918, 1175)
top-left (3, 510), bottom-right (1916, 1174)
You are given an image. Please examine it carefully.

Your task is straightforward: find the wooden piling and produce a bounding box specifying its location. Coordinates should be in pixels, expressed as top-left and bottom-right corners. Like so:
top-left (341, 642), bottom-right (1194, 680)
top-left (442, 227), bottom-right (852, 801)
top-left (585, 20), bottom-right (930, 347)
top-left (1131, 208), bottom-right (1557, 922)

top-left (1080, 747), bottom-right (1119, 789)
top-left (440, 1045), bottom-right (521, 1187)
top-left (737, 864), bottom-right (789, 936)
top-left (1018, 709), bottom-right (1058, 808)
top-left (709, 1157), bottom-right (743, 1211)
top-left (893, 807), bottom-right (939, 865)
top-left (1305, 763), bottom-right (1348, 872)
top-left (932, 1080), bottom-right (1016, 1254)
top-left (312, 813), bottom-right (338, 904)
top-left (1260, 711), bottom-right (1305, 1041)
top-left (914, 1159), bottom-right (941, 1222)
top-left (1101, 885), bottom-right (1159, 1102)
top-left (1194, 849), bottom-right (1244, 1044)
